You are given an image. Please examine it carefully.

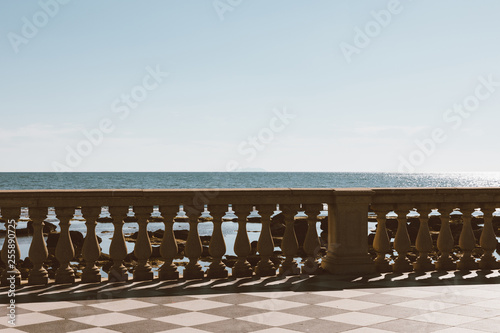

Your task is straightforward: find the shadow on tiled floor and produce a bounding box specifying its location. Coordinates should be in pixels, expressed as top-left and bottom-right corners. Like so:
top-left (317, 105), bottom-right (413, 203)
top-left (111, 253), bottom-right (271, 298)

top-left (4, 269), bottom-right (500, 304)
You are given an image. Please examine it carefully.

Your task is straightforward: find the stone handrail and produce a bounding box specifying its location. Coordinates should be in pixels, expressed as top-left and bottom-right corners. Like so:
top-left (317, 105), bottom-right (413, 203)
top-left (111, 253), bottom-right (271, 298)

top-left (1, 187), bottom-right (499, 286)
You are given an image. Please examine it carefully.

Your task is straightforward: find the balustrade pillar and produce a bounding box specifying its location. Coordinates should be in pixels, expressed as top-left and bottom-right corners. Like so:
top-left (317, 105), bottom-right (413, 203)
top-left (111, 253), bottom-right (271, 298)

top-left (207, 206), bottom-right (228, 279)
top-left (302, 205), bottom-right (321, 275)
top-left (321, 190), bottom-right (374, 274)
top-left (159, 206), bottom-right (179, 280)
top-left (80, 207), bottom-right (101, 283)
top-left (232, 205), bottom-right (253, 278)
top-left (133, 207), bottom-right (154, 281)
top-left (413, 208), bottom-right (435, 272)
top-left (479, 207), bottom-right (499, 269)
top-left (255, 205), bottom-right (276, 277)
top-left (279, 205), bottom-right (299, 276)
top-left (1, 208), bottom-right (21, 286)
top-left (55, 208), bottom-right (76, 284)
top-left (435, 207), bottom-right (456, 271)
top-left (393, 209), bottom-right (412, 273)
top-left (183, 208), bottom-right (204, 279)
top-left (457, 208), bottom-right (478, 270)
top-left (108, 207), bottom-right (129, 282)
top-left (372, 209), bottom-right (392, 273)
top-left (28, 208), bottom-right (49, 285)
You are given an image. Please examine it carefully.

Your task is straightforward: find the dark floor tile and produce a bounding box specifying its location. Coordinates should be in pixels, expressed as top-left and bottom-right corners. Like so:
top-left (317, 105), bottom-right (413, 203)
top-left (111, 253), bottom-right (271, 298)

top-left (194, 318), bottom-right (270, 333)
top-left (201, 305), bottom-right (268, 318)
top-left (20, 319), bottom-right (93, 333)
top-left (282, 318), bottom-right (358, 333)
top-left (122, 305), bottom-right (189, 319)
top-left (106, 319), bottom-right (182, 333)
top-left (281, 305), bottom-right (349, 319)
top-left (43, 305), bottom-right (113, 319)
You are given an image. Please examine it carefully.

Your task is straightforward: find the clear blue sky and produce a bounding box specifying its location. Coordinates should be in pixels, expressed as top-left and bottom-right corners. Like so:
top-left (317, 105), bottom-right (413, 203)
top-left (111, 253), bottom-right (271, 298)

top-left (1, 0), bottom-right (500, 172)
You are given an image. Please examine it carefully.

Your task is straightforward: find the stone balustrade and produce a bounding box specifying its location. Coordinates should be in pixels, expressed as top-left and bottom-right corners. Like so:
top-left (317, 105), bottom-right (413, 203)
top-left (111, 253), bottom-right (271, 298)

top-left (1, 188), bottom-right (500, 286)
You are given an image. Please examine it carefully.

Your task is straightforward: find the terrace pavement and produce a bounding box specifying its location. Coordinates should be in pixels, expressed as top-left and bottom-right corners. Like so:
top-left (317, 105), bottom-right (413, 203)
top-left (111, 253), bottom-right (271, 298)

top-left (2, 270), bottom-right (500, 333)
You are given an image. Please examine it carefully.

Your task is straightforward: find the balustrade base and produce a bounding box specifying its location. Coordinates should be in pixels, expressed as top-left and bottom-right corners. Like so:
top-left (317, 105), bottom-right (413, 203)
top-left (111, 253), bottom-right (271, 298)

top-left (255, 258), bottom-right (276, 277)
top-left (393, 258), bottom-right (413, 273)
top-left (321, 253), bottom-right (375, 275)
top-left (28, 266), bottom-right (49, 285)
top-left (207, 261), bottom-right (228, 279)
top-left (82, 266), bottom-right (102, 283)
top-left (81, 274), bottom-right (102, 283)
top-left (159, 263), bottom-right (179, 280)
top-left (109, 266), bottom-right (129, 282)
top-left (184, 262), bottom-right (204, 280)
top-left (374, 259), bottom-right (392, 273)
top-left (133, 269), bottom-right (154, 281)
top-left (279, 260), bottom-right (300, 276)
top-left (28, 273), bottom-right (49, 285)
top-left (413, 257), bottom-right (435, 272)
top-left (479, 256), bottom-right (500, 270)
top-left (457, 257), bottom-right (479, 271)
top-left (55, 267), bottom-right (76, 284)
top-left (232, 260), bottom-right (253, 278)
top-left (435, 257), bottom-right (456, 271)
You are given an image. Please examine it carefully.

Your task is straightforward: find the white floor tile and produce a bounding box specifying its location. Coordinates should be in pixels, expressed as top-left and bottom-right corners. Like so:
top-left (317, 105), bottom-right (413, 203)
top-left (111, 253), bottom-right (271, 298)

top-left (241, 299), bottom-right (305, 311)
top-left (311, 290), bottom-right (371, 298)
top-left (394, 299), bottom-right (457, 311)
top-left (238, 311), bottom-right (310, 326)
top-left (318, 299), bottom-right (381, 311)
top-left (89, 299), bottom-right (155, 312)
top-left (15, 313), bottom-right (62, 327)
top-left (155, 312), bottom-right (227, 326)
top-left (71, 313), bottom-right (143, 327)
top-left (163, 299), bottom-right (231, 311)
top-left (321, 311), bottom-right (394, 326)
top-left (17, 301), bottom-right (81, 312)
top-left (408, 312), bottom-right (479, 326)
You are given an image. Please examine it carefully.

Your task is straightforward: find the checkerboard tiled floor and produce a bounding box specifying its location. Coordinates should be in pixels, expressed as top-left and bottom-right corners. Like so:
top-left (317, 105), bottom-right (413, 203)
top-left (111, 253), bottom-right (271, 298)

top-left (2, 270), bottom-right (500, 332)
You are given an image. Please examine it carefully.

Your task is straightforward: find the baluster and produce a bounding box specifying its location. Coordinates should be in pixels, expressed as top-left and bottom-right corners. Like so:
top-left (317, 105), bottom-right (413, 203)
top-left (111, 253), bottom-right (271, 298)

top-left (54, 208), bottom-right (76, 284)
top-left (393, 209), bottom-right (412, 272)
top-left (159, 205), bottom-right (179, 280)
top-left (435, 207), bottom-right (456, 271)
top-left (301, 205), bottom-right (321, 275)
top-left (457, 208), bottom-right (478, 270)
top-left (1, 208), bottom-right (21, 286)
top-left (81, 207), bottom-right (101, 283)
top-left (27, 208), bottom-right (49, 285)
top-left (255, 205), bottom-right (276, 277)
top-left (278, 204), bottom-right (299, 276)
top-left (183, 207), bottom-right (204, 279)
top-left (133, 206), bottom-right (154, 281)
top-left (372, 209), bottom-right (392, 273)
top-left (232, 205), bottom-right (253, 278)
top-left (108, 207), bottom-right (129, 282)
top-left (413, 207), bottom-right (435, 272)
top-left (207, 205), bottom-right (228, 279)
top-left (479, 207), bottom-right (499, 269)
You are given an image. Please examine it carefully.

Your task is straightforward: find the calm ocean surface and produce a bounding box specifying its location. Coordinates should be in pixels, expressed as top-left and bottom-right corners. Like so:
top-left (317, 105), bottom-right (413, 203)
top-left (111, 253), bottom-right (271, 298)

top-left (1, 172), bottom-right (500, 190)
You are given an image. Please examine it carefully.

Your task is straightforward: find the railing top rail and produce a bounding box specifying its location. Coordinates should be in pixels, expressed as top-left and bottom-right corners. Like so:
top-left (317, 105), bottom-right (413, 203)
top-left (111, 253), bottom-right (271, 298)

top-left (1, 187), bottom-right (500, 209)
top-left (0, 188), bottom-right (335, 208)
